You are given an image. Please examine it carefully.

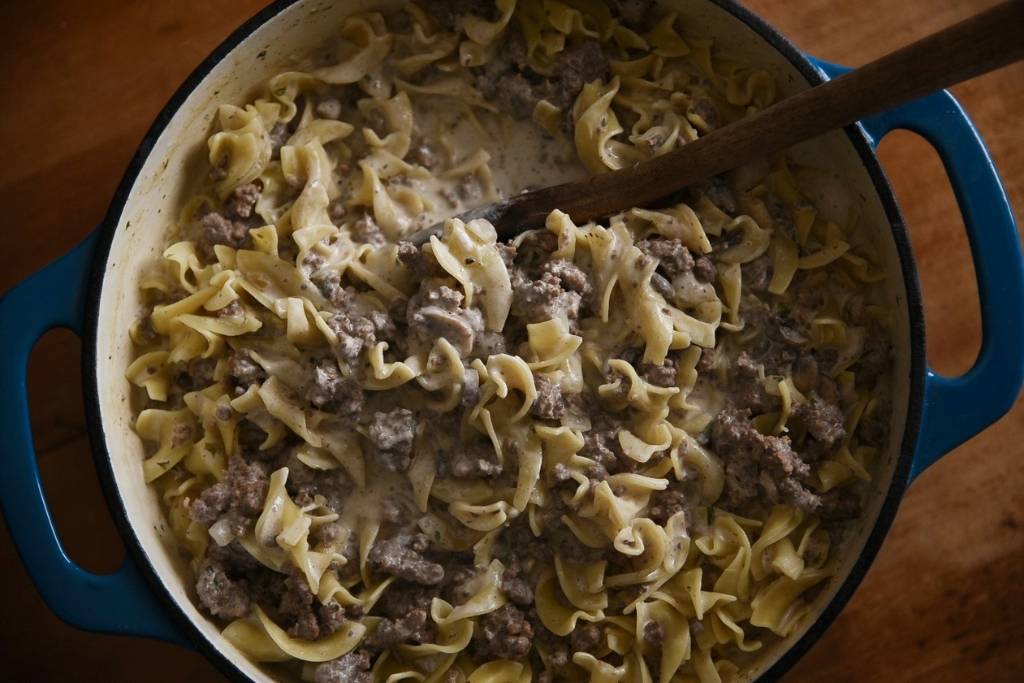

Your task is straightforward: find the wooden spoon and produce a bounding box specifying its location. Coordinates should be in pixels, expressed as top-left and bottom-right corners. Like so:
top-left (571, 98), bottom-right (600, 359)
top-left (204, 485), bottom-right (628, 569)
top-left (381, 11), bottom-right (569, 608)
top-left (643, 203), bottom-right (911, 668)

top-left (408, 0), bottom-right (1024, 245)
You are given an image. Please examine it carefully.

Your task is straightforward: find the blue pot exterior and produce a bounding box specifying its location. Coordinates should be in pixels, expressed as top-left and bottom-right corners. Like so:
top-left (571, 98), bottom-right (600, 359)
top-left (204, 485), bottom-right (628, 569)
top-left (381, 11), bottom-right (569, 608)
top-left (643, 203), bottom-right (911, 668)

top-left (814, 60), bottom-right (1024, 481)
top-left (0, 2), bottom-right (1019, 681)
top-left (0, 233), bottom-right (187, 645)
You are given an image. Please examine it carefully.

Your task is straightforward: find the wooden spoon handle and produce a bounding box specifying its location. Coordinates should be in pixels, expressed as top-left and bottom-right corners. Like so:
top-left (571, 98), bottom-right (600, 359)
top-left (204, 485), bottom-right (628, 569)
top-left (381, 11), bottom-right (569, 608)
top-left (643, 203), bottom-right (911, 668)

top-left (437, 0), bottom-right (1024, 242)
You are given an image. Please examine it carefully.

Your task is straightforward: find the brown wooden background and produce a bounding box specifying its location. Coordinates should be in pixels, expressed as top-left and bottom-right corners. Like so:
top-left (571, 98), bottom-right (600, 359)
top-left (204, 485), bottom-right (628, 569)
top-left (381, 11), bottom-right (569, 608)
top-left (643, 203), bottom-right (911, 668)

top-left (1, 1), bottom-right (1021, 681)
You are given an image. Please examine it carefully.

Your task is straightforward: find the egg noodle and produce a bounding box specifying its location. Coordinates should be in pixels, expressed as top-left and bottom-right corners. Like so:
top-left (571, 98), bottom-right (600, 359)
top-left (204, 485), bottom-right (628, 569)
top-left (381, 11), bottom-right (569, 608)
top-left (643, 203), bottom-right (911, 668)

top-left (127, 2), bottom-right (893, 681)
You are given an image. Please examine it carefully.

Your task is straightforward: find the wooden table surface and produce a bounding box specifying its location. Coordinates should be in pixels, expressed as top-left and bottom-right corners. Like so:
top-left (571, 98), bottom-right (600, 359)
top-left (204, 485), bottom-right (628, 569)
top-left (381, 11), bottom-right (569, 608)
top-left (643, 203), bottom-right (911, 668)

top-left (1, 1), bottom-right (1021, 681)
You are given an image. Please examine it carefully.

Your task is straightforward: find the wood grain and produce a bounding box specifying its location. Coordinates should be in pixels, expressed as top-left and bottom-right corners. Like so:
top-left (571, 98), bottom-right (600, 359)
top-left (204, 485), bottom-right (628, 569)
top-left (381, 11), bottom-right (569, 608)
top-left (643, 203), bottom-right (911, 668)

top-left (0, 1), bottom-right (1020, 681)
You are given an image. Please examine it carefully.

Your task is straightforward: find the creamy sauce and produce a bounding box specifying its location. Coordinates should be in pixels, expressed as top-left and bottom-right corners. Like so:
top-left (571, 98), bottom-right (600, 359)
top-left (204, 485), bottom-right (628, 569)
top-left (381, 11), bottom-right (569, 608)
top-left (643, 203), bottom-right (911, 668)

top-left (394, 100), bottom-right (586, 232)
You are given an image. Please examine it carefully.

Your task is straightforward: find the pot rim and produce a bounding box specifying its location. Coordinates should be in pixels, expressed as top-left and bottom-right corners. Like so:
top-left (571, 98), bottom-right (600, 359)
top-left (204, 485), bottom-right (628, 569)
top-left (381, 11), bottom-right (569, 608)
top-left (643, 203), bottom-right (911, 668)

top-left (81, 1), bottom-right (926, 681)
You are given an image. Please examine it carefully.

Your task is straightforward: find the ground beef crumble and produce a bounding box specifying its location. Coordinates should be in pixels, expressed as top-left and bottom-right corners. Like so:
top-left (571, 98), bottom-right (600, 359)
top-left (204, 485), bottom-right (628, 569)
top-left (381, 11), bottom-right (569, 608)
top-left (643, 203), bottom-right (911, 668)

top-left (580, 421), bottom-right (627, 475)
top-left (730, 352), bottom-right (780, 414)
top-left (501, 564), bottom-right (535, 606)
top-left (446, 442), bottom-right (503, 479)
top-left (367, 408), bottom-right (417, 472)
top-left (712, 408), bottom-right (822, 513)
top-left (511, 268), bottom-right (583, 322)
top-left (541, 259), bottom-right (591, 295)
top-left (368, 533), bottom-right (445, 585)
top-left (642, 620), bottom-right (664, 647)
top-left (189, 456), bottom-right (268, 534)
top-left (365, 606), bottom-right (433, 651)
top-left (224, 182), bottom-right (261, 219)
top-left (306, 358), bottom-right (364, 416)
top-left (570, 622), bottom-right (603, 653)
top-left (195, 558), bottom-right (250, 619)
top-left (406, 282), bottom-right (484, 355)
top-left (315, 96), bottom-right (343, 121)
top-left (198, 212), bottom-right (250, 258)
top-left (475, 33), bottom-right (609, 125)
top-left (276, 568), bottom-right (348, 640)
top-left (532, 375), bottom-right (567, 419)
top-left (315, 650), bottom-right (372, 683)
top-left (694, 255), bottom-right (717, 282)
top-left (637, 238), bottom-right (695, 278)
top-left (325, 287), bottom-right (396, 364)
top-left (647, 488), bottom-right (690, 526)
top-left (639, 356), bottom-right (678, 387)
top-left (794, 398), bottom-right (847, 449)
top-left (226, 351), bottom-right (265, 396)
top-left (471, 604), bottom-right (534, 661)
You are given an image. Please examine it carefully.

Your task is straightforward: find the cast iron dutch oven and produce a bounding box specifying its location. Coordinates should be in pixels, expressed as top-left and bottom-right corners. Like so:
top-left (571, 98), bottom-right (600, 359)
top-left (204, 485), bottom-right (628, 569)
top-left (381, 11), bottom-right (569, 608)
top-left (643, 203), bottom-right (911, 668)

top-left (1, 1), bottom-right (1022, 681)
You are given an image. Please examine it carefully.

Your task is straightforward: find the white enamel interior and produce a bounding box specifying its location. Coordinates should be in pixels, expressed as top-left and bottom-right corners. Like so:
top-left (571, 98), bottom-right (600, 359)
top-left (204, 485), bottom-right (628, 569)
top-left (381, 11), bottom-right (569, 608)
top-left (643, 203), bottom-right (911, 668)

top-left (92, 1), bottom-right (912, 680)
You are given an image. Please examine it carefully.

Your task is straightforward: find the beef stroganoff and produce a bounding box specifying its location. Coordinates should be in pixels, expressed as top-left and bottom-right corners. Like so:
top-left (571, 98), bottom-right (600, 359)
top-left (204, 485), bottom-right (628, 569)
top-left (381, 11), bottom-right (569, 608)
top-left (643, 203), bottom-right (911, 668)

top-left (126, 1), bottom-right (893, 681)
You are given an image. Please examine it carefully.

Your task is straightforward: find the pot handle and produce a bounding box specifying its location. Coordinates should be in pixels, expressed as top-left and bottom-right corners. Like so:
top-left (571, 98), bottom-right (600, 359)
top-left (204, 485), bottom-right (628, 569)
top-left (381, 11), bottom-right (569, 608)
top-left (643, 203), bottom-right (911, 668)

top-left (0, 233), bottom-right (186, 644)
top-left (814, 59), bottom-right (1024, 481)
